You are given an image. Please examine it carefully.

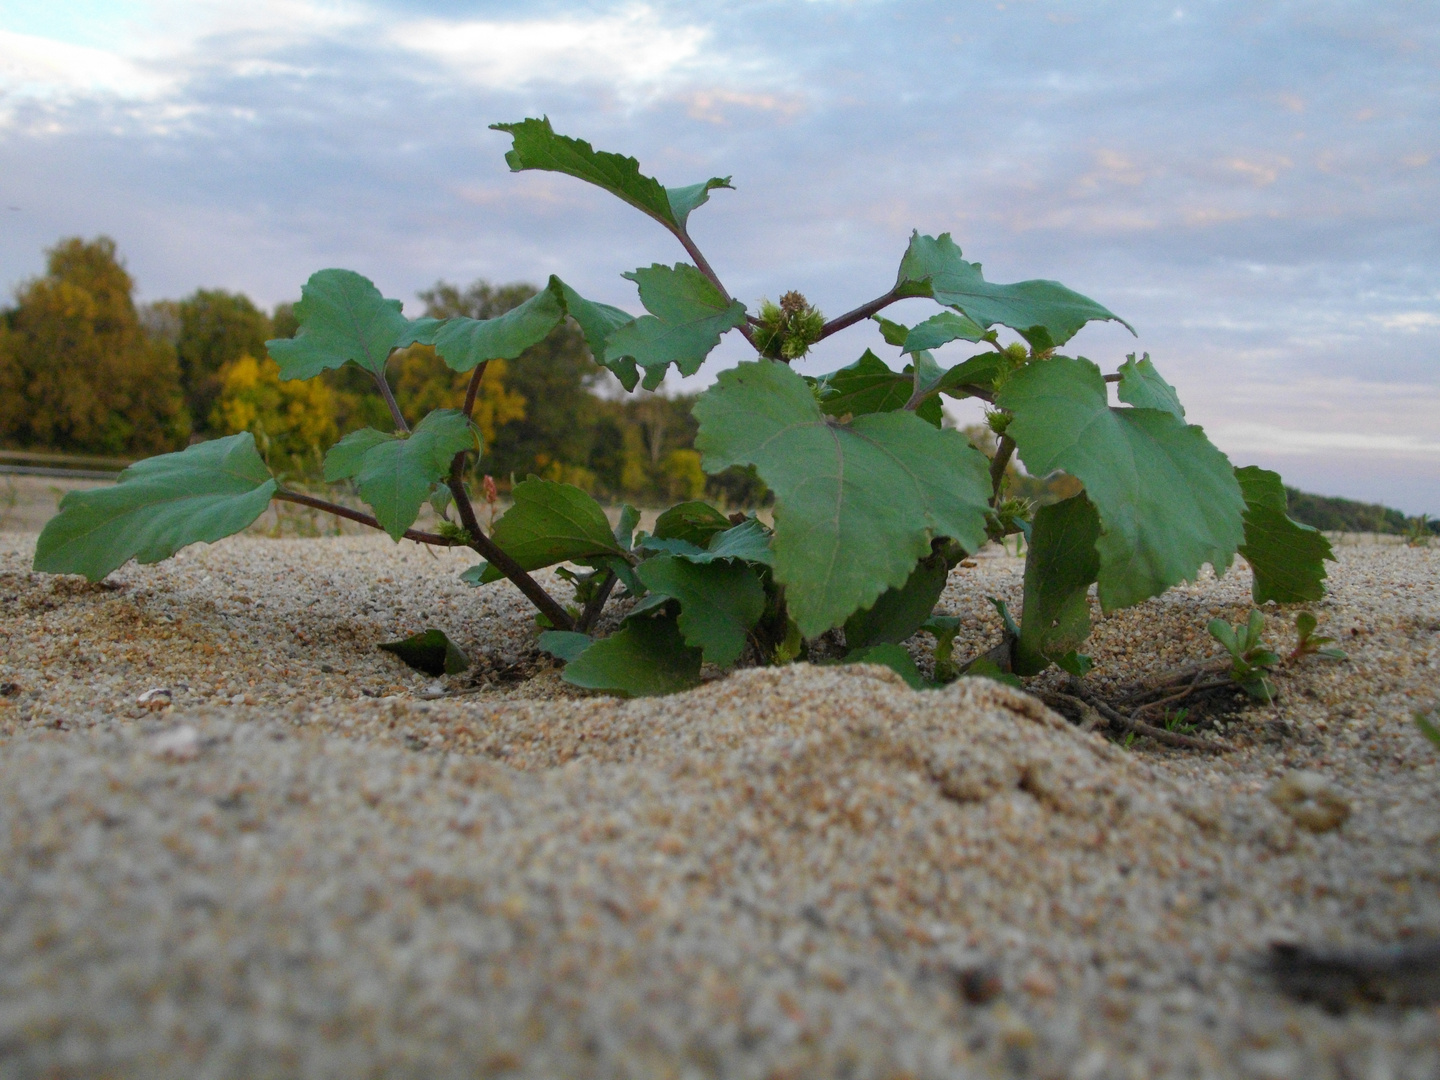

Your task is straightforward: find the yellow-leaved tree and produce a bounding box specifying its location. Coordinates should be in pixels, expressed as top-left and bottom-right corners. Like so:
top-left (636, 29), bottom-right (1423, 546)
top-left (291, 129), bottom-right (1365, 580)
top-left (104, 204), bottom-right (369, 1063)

top-left (210, 355), bottom-right (338, 470)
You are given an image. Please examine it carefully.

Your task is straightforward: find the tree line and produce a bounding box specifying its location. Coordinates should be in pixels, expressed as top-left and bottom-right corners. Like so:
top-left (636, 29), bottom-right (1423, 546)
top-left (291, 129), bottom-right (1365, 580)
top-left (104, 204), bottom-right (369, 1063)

top-left (0, 236), bottom-right (743, 505)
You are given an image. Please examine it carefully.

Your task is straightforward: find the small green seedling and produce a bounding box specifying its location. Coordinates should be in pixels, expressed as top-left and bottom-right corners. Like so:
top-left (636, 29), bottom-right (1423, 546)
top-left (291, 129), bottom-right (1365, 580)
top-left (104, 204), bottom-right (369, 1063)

top-left (1208, 610), bottom-right (1279, 703)
top-left (1162, 707), bottom-right (1197, 735)
top-left (1289, 611), bottom-right (1347, 662)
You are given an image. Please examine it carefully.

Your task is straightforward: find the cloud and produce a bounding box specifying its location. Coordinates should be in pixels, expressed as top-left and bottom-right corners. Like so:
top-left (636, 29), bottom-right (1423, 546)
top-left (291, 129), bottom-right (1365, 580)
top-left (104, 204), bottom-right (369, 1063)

top-left (1208, 422), bottom-right (1440, 458)
top-left (0, 28), bottom-right (171, 102)
top-left (391, 5), bottom-right (712, 98)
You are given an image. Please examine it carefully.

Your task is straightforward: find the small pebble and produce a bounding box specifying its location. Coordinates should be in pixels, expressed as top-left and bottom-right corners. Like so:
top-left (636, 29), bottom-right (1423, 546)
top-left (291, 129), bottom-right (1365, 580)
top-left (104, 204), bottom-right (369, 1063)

top-left (146, 725), bottom-right (200, 762)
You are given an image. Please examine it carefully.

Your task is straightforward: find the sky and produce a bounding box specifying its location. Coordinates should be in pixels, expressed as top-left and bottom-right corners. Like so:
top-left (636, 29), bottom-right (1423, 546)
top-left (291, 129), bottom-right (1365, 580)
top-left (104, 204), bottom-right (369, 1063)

top-left (0, 0), bottom-right (1436, 514)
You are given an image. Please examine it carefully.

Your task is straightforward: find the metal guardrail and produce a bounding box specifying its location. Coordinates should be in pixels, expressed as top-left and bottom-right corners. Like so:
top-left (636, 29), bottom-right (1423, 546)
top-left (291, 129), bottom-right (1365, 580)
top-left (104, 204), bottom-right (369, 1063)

top-left (0, 449), bottom-right (131, 481)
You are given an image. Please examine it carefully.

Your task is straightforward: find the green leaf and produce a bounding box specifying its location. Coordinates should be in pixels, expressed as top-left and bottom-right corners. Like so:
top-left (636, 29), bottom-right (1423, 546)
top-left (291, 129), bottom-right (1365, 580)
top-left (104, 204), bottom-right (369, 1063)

top-left (266, 269), bottom-right (412, 381)
top-left (935, 352), bottom-right (1010, 398)
top-left (1015, 494), bottom-right (1101, 675)
top-left (639, 517), bottom-right (774, 566)
top-left (426, 286), bottom-right (565, 373)
top-left (841, 644), bottom-right (931, 690)
top-left (1207, 619), bottom-right (1240, 658)
top-left (538, 630), bottom-right (592, 663)
top-left (329, 410), bottom-right (479, 541)
top-left (560, 611), bottom-right (703, 697)
top-left (894, 233), bottom-right (1133, 351)
top-left (920, 615), bottom-right (964, 682)
top-left (653, 500), bottom-right (733, 546)
top-left (636, 555), bottom-right (765, 666)
top-left (379, 628), bottom-right (469, 676)
top-left (903, 311), bottom-right (991, 353)
top-left (491, 117), bottom-right (732, 232)
top-left (997, 356), bottom-right (1245, 611)
top-left (477, 478), bottom-right (625, 583)
top-left (811, 350), bottom-right (943, 428)
top-left (546, 277), bottom-right (640, 391)
top-left (874, 316), bottom-right (911, 348)
top-left (606, 264), bottom-right (748, 389)
top-left (694, 359), bottom-right (992, 638)
top-left (613, 504), bottom-right (641, 550)
top-left (322, 427), bottom-right (394, 483)
top-left (34, 433), bottom-right (278, 582)
top-left (1116, 353), bottom-right (1185, 420)
top-left (1234, 466), bottom-right (1333, 604)
top-left (844, 554), bottom-right (949, 649)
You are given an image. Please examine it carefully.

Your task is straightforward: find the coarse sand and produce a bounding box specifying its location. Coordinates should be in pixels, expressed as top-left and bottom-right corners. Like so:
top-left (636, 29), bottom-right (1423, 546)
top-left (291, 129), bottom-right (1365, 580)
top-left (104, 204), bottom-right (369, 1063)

top-left (1, 530), bottom-right (1437, 1079)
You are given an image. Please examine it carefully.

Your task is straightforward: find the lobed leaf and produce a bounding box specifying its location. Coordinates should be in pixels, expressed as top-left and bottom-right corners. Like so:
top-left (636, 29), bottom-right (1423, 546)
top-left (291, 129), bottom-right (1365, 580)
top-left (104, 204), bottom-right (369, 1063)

top-left (546, 276), bottom-right (641, 391)
top-left (636, 555), bottom-right (765, 667)
top-left (423, 286), bottom-right (566, 373)
top-left (560, 610), bottom-right (703, 697)
top-left (491, 117), bottom-right (732, 232)
top-left (1234, 465), bottom-right (1333, 603)
top-left (652, 500), bottom-right (733, 546)
top-left (903, 311), bottom-right (991, 353)
top-left (640, 517), bottom-right (774, 566)
top-left (267, 269), bottom-right (412, 381)
top-left (894, 233), bottom-right (1133, 351)
top-left (997, 356), bottom-right (1245, 611)
top-left (34, 433), bottom-right (277, 581)
top-left (538, 630), bottom-right (593, 663)
top-left (1015, 494), bottom-right (1101, 675)
top-left (1116, 353), bottom-right (1185, 420)
top-left (606, 263), bottom-right (748, 390)
top-left (379, 628), bottom-right (469, 676)
top-left (324, 409), bottom-right (479, 541)
top-left (471, 478), bottom-right (625, 584)
top-left (694, 360), bottom-right (991, 638)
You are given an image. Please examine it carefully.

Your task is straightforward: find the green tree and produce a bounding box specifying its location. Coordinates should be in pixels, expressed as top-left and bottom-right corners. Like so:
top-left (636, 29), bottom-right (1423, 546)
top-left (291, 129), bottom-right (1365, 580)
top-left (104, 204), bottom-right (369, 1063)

top-left (173, 289), bottom-right (272, 434)
top-left (0, 236), bottom-right (188, 455)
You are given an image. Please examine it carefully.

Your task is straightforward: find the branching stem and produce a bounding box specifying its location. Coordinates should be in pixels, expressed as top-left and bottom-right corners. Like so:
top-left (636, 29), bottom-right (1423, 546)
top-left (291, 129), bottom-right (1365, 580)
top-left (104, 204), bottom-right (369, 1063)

top-left (673, 227), bottom-right (757, 349)
top-left (274, 489), bottom-right (453, 546)
top-left (816, 288), bottom-right (902, 342)
top-left (576, 570), bottom-right (618, 635)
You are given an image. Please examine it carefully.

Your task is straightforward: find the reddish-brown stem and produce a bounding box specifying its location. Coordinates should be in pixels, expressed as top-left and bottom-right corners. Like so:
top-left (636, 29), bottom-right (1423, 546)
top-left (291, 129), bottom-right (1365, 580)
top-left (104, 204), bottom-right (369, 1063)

top-left (672, 226), bottom-right (757, 349)
top-left (989, 434), bottom-right (1016, 505)
top-left (816, 289), bottom-right (903, 342)
top-left (462, 361), bottom-right (489, 418)
top-left (274, 489), bottom-right (453, 545)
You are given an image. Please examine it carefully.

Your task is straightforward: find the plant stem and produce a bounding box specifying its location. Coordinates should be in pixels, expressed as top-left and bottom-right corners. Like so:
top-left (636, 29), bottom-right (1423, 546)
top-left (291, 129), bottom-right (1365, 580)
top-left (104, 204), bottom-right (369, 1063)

top-left (273, 489), bottom-right (454, 545)
top-left (372, 368), bottom-right (410, 434)
top-left (575, 569), bottom-right (618, 635)
top-left (988, 434), bottom-right (1016, 505)
top-left (673, 227), bottom-right (757, 349)
top-left (462, 361), bottom-right (489, 418)
top-left (445, 460), bottom-right (575, 632)
top-left (816, 289), bottom-right (902, 342)
top-left (1042, 689), bottom-right (1224, 752)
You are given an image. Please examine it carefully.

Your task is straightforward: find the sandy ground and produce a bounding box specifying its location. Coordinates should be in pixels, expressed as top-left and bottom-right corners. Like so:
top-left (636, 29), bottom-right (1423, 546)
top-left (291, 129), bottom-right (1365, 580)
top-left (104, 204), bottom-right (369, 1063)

top-left (0, 527), bottom-right (1437, 1079)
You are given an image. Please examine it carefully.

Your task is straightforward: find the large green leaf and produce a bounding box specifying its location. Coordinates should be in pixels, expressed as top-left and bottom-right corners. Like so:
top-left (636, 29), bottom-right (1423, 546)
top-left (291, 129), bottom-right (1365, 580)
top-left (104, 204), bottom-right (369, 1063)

top-left (1116, 353), bottom-right (1185, 419)
top-left (1015, 494), bottom-right (1101, 675)
top-left (322, 409), bottom-right (478, 541)
top-left (491, 117), bottom-right (732, 232)
top-left (636, 555), bottom-right (765, 667)
top-left (997, 356), bottom-right (1245, 611)
top-left (894, 233), bottom-right (1133, 351)
top-left (606, 263), bottom-right (748, 390)
top-left (1235, 466), bottom-right (1333, 603)
top-left (267, 269), bottom-right (412, 381)
top-left (33, 433), bottom-right (277, 581)
top-left (560, 610), bottom-right (703, 697)
top-left (546, 276), bottom-right (640, 391)
top-left (811, 351), bottom-right (944, 428)
top-left (471, 478), bottom-right (625, 583)
top-left (840, 644), bottom-right (930, 690)
top-left (694, 360), bottom-right (992, 638)
top-left (844, 554), bottom-right (950, 649)
top-left (423, 287), bottom-right (565, 373)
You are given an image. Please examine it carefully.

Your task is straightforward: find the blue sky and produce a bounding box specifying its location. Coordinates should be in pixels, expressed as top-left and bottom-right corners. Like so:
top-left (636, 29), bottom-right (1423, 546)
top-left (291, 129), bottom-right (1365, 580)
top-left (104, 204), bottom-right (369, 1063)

top-left (1, 0), bottom-right (1436, 513)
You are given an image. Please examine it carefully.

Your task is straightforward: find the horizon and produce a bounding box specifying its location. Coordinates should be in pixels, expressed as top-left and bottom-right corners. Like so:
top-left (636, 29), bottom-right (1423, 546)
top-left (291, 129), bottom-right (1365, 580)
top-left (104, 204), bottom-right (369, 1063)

top-left (1, 0), bottom-right (1435, 514)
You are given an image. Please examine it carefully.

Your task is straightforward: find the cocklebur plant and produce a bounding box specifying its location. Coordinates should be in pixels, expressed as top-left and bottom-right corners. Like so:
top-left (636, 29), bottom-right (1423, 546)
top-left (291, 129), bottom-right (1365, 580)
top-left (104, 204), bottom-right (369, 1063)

top-left (33, 117), bottom-right (1336, 699)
